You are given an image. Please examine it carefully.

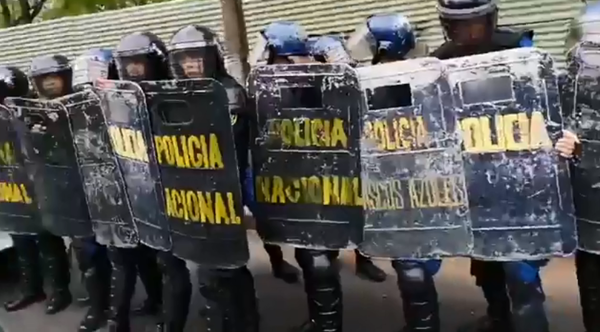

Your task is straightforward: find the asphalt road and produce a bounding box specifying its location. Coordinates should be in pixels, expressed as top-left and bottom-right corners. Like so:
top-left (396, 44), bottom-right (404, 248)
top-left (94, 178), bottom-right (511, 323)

top-left (0, 231), bottom-right (585, 332)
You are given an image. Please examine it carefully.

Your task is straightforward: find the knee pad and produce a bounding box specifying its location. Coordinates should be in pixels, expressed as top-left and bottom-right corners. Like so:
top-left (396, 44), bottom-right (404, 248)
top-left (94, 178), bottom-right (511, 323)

top-left (503, 260), bottom-right (546, 284)
top-left (392, 260), bottom-right (441, 276)
top-left (392, 260), bottom-right (438, 292)
top-left (295, 249), bottom-right (337, 280)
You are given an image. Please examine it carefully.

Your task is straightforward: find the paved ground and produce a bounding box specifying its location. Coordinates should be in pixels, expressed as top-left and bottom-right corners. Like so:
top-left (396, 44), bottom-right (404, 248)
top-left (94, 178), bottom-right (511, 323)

top-left (0, 231), bottom-right (585, 332)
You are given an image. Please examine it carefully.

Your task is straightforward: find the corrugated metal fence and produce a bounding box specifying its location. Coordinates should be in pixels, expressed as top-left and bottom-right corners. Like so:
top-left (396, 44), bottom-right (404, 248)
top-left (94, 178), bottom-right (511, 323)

top-left (0, 0), bottom-right (584, 71)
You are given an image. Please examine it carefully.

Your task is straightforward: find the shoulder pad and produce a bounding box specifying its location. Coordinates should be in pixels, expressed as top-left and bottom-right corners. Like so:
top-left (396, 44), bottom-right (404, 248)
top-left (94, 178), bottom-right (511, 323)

top-left (492, 27), bottom-right (534, 49)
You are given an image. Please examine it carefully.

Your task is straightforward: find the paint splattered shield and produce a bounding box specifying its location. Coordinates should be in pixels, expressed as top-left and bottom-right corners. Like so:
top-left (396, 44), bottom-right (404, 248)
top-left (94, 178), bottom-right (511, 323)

top-left (564, 44), bottom-right (600, 255)
top-left (93, 79), bottom-right (172, 251)
top-left (4, 97), bottom-right (93, 237)
top-left (56, 90), bottom-right (138, 247)
top-left (247, 63), bottom-right (365, 250)
top-left (443, 47), bottom-right (576, 259)
top-left (138, 78), bottom-right (248, 267)
top-left (356, 57), bottom-right (470, 259)
top-left (0, 104), bottom-right (43, 234)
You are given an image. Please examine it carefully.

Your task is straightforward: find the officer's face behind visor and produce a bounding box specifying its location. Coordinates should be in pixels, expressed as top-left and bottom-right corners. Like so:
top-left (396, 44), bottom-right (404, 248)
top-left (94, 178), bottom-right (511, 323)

top-left (170, 49), bottom-right (208, 78)
top-left (34, 73), bottom-right (65, 99)
top-left (117, 54), bottom-right (153, 81)
top-left (444, 16), bottom-right (491, 46)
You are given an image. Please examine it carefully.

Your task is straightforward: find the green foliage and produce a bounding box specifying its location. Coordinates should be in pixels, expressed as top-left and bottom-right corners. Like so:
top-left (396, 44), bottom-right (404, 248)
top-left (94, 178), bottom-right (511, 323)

top-left (0, 0), bottom-right (173, 27)
top-left (43, 0), bottom-right (172, 19)
top-left (0, 0), bottom-right (48, 27)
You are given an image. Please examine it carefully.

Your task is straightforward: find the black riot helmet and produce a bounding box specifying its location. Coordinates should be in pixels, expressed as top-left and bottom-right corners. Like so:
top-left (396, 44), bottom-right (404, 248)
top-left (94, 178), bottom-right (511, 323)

top-left (168, 25), bottom-right (226, 79)
top-left (0, 66), bottom-right (29, 102)
top-left (114, 32), bottom-right (169, 81)
top-left (436, 0), bottom-right (498, 46)
top-left (29, 54), bottom-right (73, 99)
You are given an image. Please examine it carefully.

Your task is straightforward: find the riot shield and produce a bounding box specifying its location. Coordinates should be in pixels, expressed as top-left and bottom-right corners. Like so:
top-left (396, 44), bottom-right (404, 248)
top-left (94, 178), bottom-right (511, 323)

top-left (443, 47), bottom-right (576, 259)
top-left (564, 48), bottom-right (600, 254)
top-left (356, 58), bottom-right (470, 259)
top-left (93, 80), bottom-right (171, 251)
top-left (4, 98), bottom-right (93, 237)
top-left (56, 91), bottom-right (138, 247)
top-left (0, 105), bottom-right (42, 234)
top-left (139, 79), bottom-right (249, 267)
top-left (247, 64), bottom-right (364, 249)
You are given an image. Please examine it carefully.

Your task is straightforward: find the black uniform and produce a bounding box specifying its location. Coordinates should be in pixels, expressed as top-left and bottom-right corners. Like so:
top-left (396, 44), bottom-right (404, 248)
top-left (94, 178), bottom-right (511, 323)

top-left (2, 59), bottom-right (74, 316)
top-left (433, 1), bottom-right (548, 332)
top-left (562, 4), bottom-right (600, 332)
top-left (107, 33), bottom-right (167, 332)
top-left (163, 25), bottom-right (260, 332)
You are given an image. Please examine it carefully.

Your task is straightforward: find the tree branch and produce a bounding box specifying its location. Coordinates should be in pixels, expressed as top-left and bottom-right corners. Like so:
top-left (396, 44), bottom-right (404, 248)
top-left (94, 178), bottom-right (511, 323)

top-left (30, 0), bottom-right (48, 19)
top-left (17, 0), bottom-right (31, 22)
top-left (0, 0), bottom-right (13, 26)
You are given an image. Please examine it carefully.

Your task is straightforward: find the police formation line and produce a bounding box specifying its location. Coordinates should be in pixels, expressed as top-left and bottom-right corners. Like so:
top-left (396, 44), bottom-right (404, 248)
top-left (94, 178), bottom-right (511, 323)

top-left (0, 0), bottom-right (598, 332)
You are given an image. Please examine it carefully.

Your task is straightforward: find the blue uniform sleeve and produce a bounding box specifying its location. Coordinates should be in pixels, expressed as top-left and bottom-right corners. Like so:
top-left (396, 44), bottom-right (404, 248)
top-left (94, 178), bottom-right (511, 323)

top-left (519, 36), bottom-right (534, 47)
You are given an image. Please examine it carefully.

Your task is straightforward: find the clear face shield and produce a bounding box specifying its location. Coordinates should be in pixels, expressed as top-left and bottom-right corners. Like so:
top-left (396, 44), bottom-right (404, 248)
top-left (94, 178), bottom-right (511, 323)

top-left (346, 22), bottom-right (377, 63)
top-left (116, 54), bottom-right (155, 81)
top-left (72, 57), bottom-right (110, 87)
top-left (33, 72), bottom-right (68, 99)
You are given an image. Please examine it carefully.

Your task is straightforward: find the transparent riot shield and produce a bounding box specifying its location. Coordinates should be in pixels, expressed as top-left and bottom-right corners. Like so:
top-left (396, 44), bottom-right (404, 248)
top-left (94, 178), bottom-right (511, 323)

top-left (443, 47), bottom-right (576, 259)
top-left (139, 78), bottom-right (249, 267)
top-left (356, 58), bottom-right (471, 259)
top-left (57, 91), bottom-right (138, 247)
top-left (247, 63), bottom-right (364, 249)
top-left (4, 98), bottom-right (93, 237)
top-left (93, 80), bottom-right (171, 251)
top-left (0, 105), bottom-right (42, 234)
top-left (564, 47), bottom-right (600, 254)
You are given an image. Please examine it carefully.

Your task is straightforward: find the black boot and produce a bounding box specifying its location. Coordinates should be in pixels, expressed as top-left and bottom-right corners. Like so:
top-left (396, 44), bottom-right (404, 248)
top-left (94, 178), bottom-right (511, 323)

top-left (133, 245), bottom-right (162, 316)
top-left (4, 234), bottom-right (46, 312)
top-left (107, 248), bottom-right (137, 332)
top-left (199, 265), bottom-right (260, 332)
top-left (230, 266), bottom-right (260, 332)
top-left (576, 250), bottom-right (600, 332)
top-left (264, 243), bottom-right (299, 284)
top-left (78, 245), bottom-right (111, 331)
top-left (76, 271), bottom-right (91, 306)
top-left (39, 233), bottom-right (72, 315)
top-left (295, 249), bottom-right (343, 332)
top-left (355, 250), bottom-right (386, 283)
top-left (157, 252), bottom-right (191, 332)
top-left (458, 261), bottom-right (512, 332)
top-left (392, 261), bottom-right (440, 332)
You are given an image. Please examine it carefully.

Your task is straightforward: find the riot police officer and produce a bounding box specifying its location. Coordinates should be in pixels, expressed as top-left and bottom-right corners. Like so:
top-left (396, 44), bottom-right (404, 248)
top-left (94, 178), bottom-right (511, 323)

top-left (2, 58), bottom-right (75, 316)
top-left (1, 66), bottom-right (70, 315)
top-left (431, 0), bottom-right (533, 60)
top-left (561, 4), bottom-right (600, 332)
top-left (107, 32), bottom-right (166, 331)
top-left (164, 24), bottom-right (260, 332)
top-left (430, 1), bottom-right (545, 332)
top-left (69, 48), bottom-right (118, 331)
top-left (248, 21), bottom-right (345, 332)
top-left (345, 13), bottom-right (441, 332)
